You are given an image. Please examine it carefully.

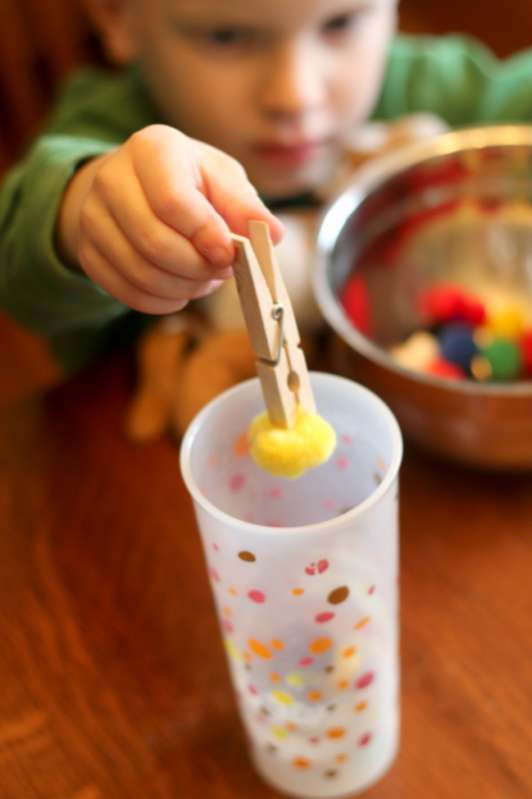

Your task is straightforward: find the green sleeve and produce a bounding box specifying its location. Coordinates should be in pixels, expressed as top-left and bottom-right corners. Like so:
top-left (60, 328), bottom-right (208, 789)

top-left (375, 34), bottom-right (532, 126)
top-left (0, 67), bottom-right (157, 373)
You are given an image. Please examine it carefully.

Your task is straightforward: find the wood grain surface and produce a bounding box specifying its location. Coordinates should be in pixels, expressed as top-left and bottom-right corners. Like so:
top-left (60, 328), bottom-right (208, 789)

top-left (1, 329), bottom-right (531, 799)
top-left (1, 2), bottom-right (532, 798)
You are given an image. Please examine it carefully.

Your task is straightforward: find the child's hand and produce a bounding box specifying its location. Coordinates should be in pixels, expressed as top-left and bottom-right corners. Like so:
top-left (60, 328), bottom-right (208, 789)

top-left (58, 124), bottom-right (283, 314)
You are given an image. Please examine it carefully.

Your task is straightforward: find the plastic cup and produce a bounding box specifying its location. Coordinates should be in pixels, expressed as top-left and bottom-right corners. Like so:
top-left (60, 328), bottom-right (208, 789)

top-left (180, 372), bottom-right (403, 798)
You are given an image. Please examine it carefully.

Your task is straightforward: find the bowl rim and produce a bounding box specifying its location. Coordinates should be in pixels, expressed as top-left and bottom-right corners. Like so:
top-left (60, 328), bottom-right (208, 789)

top-left (313, 124), bottom-right (532, 398)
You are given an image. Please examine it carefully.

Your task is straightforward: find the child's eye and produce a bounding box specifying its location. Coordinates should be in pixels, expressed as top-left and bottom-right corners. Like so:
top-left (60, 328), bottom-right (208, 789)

top-left (204, 27), bottom-right (254, 48)
top-left (322, 13), bottom-right (355, 33)
top-left (321, 7), bottom-right (372, 37)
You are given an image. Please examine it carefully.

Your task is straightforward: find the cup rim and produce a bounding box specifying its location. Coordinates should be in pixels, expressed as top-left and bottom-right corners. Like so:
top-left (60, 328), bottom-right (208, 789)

top-left (179, 372), bottom-right (403, 536)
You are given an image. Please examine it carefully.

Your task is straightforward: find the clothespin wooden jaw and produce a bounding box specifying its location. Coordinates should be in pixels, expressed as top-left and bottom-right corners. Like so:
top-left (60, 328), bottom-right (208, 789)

top-left (232, 221), bottom-right (316, 428)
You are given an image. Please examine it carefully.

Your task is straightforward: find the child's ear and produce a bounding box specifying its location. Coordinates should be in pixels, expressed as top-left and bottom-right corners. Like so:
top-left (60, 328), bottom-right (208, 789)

top-left (83, 0), bottom-right (139, 65)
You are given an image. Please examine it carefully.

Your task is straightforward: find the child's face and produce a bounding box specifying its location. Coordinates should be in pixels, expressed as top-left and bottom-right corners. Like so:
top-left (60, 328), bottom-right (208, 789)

top-left (102, 0), bottom-right (397, 197)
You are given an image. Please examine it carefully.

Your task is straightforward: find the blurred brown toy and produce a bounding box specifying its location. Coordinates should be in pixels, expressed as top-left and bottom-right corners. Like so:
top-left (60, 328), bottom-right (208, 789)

top-left (124, 114), bottom-right (449, 444)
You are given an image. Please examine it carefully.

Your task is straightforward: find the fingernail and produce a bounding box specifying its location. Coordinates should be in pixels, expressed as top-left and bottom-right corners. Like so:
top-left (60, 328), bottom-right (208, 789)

top-left (217, 266), bottom-right (234, 279)
top-left (204, 246), bottom-right (233, 268)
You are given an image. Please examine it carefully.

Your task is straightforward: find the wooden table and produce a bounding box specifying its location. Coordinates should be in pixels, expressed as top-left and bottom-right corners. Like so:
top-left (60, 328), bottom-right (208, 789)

top-left (0, 314), bottom-right (531, 799)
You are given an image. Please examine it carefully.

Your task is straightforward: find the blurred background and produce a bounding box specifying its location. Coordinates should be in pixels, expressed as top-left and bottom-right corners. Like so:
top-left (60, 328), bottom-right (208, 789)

top-left (1, 0), bottom-right (531, 175)
top-left (0, 0), bottom-right (530, 398)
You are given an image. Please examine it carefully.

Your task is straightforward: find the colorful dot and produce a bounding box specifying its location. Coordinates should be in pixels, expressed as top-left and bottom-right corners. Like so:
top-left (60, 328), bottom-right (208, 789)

top-left (315, 611), bottom-right (335, 624)
top-left (238, 550), bottom-right (256, 562)
top-left (354, 616), bottom-right (371, 630)
top-left (248, 590), bottom-right (266, 604)
top-left (358, 732), bottom-right (373, 747)
top-left (285, 722), bottom-right (298, 733)
top-left (368, 585), bottom-right (376, 595)
top-left (308, 690), bottom-right (323, 702)
top-left (286, 673), bottom-right (304, 688)
top-left (212, 542), bottom-right (220, 552)
top-left (325, 665), bottom-right (335, 674)
top-left (309, 736), bottom-right (320, 745)
top-left (248, 639), bottom-right (272, 659)
top-left (342, 646), bottom-right (357, 658)
top-left (270, 672), bottom-right (281, 684)
top-left (299, 656), bottom-right (314, 667)
top-left (209, 566), bottom-right (221, 583)
top-left (228, 586), bottom-right (238, 597)
top-left (243, 651), bottom-right (252, 664)
top-left (268, 486), bottom-right (283, 499)
top-left (292, 587), bottom-right (305, 596)
top-left (354, 701), bottom-right (368, 713)
top-left (248, 684), bottom-right (258, 696)
top-left (328, 586), bottom-right (350, 605)
top-left (322, 498), bottom-right (336, 511)
top-left (271, 726), bottom-right (288, 740)
top-left (272, 690), bottom-right (294, 706)
top-left (234, 431), bottom-right (250, 457)
top-left (326, 727), bottom-right (346, 740)
top-left (222, 619), bottom-right (234, 634)
top-left (229, 473), bottom-right (246, 492)
top-left (271, 639), bottom-right (284, 651)
top-left (309, 637), bottom-right (332, 655)
top-left (292, 757), bottom-right (311, 770)
top-left (325, 769), bottom-right (338, 779)
top-left (341, 433), bottom-right (353, 445)
top-left (336, 754), bottom-right (348, 764)
top-left (327, 704), bottom-right (337, 712)
top-left (305, 559), bottom-right (329, 576)
top-left (355, 671), bottom-right (375, 690)
top-left (336, 456), bottom-right (349, 471)
top-left (224, 639), bottom-right (241, 662)
top-left (337, 680), bottom-right (349, 691)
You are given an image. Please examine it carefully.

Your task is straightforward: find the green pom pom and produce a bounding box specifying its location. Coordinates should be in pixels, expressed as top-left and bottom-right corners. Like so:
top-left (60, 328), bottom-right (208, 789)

top-left (481, 338), bottom-right (522, 381)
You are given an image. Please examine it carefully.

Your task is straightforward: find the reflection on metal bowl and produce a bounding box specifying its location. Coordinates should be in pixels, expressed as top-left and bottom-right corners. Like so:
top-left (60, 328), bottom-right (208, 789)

top-left (314, 126), bottom-right (532, 469)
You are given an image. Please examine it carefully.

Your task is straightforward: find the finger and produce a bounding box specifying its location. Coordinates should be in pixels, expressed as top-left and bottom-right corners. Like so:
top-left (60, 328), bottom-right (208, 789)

top-left (80, 199), bottom-right (226, 300)
top-left (91, 156), bottom-right (231, 281)
top-left (129, 126), bottom-right (235, 267)
top-left (200, 144), bottom-right (285, 244)
top-left (78, 241), bottom-right (197, 315)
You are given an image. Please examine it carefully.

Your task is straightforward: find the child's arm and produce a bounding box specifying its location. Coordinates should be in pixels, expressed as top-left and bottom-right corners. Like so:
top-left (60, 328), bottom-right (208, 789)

top-left (0, 67), bottom-right (280, 373)
top-left (374, 34), bottom-right (532, 127)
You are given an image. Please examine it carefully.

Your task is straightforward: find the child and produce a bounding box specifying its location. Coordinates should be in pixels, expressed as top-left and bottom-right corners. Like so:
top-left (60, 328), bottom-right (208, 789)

top-left (2, 0), bottom-right (532, 373)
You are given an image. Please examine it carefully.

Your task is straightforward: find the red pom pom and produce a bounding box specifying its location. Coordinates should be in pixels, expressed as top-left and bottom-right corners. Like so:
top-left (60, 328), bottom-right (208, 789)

top-left (426, 357), bottom-right (466, 380)
top-left (419, 284), bottom-right (486, 327)
top-left (341, 275), bottom-right (372, 337)
top-left (520, 330), bottom-right (532, 377)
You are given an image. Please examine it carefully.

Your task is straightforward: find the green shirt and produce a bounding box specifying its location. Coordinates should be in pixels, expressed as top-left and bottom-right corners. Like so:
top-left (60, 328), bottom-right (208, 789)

top-left (3, 33), bottom-right (532, 373)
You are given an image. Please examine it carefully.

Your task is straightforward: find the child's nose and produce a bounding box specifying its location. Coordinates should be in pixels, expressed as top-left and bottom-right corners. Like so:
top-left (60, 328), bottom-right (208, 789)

top-left (258, 44), bottom-right (325, 123)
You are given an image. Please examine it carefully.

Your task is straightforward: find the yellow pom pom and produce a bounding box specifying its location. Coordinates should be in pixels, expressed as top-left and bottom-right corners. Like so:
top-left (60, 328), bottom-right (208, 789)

top-left (485, 302), bottom-right (527, 340)
top-left (249, 409), bottom-right (337, 479)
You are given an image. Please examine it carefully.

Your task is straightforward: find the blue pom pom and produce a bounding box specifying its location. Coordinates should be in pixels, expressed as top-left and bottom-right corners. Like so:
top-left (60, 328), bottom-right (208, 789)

top-left (438, 323), bottom-right (478, 372)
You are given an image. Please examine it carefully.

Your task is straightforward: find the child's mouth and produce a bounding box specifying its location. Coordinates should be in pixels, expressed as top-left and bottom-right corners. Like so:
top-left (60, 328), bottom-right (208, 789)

top-left (255, 140), bottom-right (325, 167)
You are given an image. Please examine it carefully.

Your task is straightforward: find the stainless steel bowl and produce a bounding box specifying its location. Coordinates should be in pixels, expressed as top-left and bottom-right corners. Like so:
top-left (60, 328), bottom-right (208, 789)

top-left (314, 126), bottom-right (532, 470)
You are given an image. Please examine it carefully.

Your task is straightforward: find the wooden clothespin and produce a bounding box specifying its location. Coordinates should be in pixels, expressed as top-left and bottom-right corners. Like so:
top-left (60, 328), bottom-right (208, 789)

top-left (232, 221), bottom-right (316, 428)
